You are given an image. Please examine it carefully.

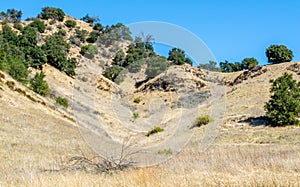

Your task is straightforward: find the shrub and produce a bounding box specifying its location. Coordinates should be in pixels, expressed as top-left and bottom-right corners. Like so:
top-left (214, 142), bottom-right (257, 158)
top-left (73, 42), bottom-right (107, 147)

top-left (103, 65), bottom-right (126, 84)
top-left (80, 44), bottom-right (98, 59)
top-left (265, 73), bottom-right (300, 126)
top-left (146, 126), bottom-right (164, 137)
top-left (28, 19), bottom-right (45, 33)
top-left (65, 19), bottom-right (76, 28)
top-left (133, 97), bottom-right (141, 103)
top-left (93, 23), bottom-right (103, 31)
top-left (157, 148), bottom-right (173, 155)
top-left (56, 96), bottom-right (68, 108)
top-left (8, 57), bottom-right (28, 83)
top-left (133, 112), bottom-right (139, 119)
top-left (75, 29), bottom-right (88, 42)
top-left (39, 7), bottom-right (65, 21)
top-left (266, 45), bottom-right (293, 64)
top-left (113, 49), bottom-right (125, 66)
top-left (57, 29), bottom-right (66, 36)
top-left (86, 31), bottom-right (99, 43)
top-left (30, 71), bottom-right (49, 96)
top-left (194, 115), bottom-right (213, 127)
top-left (145, 56), bottom-right (168, 78)
top-left (13, 23), bottom-right (24, 31)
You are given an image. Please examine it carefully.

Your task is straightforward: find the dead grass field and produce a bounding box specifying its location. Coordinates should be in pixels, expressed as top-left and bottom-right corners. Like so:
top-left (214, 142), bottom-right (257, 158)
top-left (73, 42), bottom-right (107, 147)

top-left (0, 62), bottom-right (299, 186)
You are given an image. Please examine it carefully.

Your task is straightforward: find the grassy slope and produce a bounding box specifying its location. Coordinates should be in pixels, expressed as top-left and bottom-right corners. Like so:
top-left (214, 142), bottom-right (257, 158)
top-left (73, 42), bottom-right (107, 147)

top-left (0, 62), bottom-right (299, 186)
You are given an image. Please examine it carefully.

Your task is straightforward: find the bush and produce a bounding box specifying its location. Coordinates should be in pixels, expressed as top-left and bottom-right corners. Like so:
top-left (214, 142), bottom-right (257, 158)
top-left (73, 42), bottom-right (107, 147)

top-left (28, 19), bottom-right (45, 33)
top-left (93, 23), bottom-right (103, 31)
top-left (57, 29), bottom-right (66, 36)
top-left (265, 73), bottom-right (300, 126)
top-left (145, 56), bottom-right (168, 78)
top-left (194, 115), bottom-right (213, 127)
top-left (13, 23), bottom-right (24, 31)
top-left (266, 45), bottom-right (293, 64)
top-left (39, 7), bottom-right (65, 21)
top-left (132, 112), bottom-right (139, 119)
top-left (56, 97), bottom-right (68, 108)
top-left (65, 20), bottom-right (76, 28)
top-left (75, 29), bottom-right (88, 42)
top-left (146, 126), bottom-right (164, 137)
top-left (8, 57), bottom-right (28, 82)
top-left (113, 49), bottom-right (125, 66)
top-left (103, 65), bottom-right (126, 84)
top-left (30, 71), bottom-right (49, 96)
top-left (133, 97), bottom-right (141, 103)
top-left (86, 31), bottom-right (99, 43)
top-left (80, 44), bottom-right (98, 59)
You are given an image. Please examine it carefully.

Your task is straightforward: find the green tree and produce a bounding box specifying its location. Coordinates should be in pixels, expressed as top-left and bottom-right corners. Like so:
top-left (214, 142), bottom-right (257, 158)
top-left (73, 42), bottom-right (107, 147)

top-left (242, 57), bottom-right (258, 70)
top-left (81, 14), bottom-right (99, 24)
top-left (0, 9), bottom-right (22, 23)
top-left (265, 73), bottom-right (300, 126)
top-left (80, 44), bottom-right (98, 59)
top-left (30, 71), bottom-right (49, 96)
top-left (220, 60), bottom-right (243, 72)
top-left (168, 48), bottom-right (192, 65)
top-left (266, 45), bottom-right (293, 64)
top-left (39, 7), bottom-right (65, 21)
top-left (8, 57), bottom-right (28, 82)
top-left (199, 61), bottom-right (220, 71)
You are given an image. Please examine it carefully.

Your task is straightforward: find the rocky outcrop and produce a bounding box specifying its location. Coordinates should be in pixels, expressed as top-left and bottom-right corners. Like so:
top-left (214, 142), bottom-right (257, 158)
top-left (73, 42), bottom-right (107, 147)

top-left (227, 66), bottom-right (268, 86)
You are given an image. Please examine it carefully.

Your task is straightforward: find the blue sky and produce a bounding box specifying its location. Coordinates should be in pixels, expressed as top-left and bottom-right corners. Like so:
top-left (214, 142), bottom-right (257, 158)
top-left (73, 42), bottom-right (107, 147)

top-left (1, 0), bottom-right (299, 65)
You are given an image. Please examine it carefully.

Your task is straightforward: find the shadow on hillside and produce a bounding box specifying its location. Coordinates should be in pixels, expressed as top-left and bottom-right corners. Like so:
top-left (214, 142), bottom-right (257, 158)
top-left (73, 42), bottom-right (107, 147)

top-left (239, 116), bottom-right (270, 127)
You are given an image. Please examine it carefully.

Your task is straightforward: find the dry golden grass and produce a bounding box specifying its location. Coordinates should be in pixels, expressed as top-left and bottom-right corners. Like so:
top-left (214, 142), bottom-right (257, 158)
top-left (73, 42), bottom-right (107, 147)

top-left (0, 63), bottom-right (300, 186)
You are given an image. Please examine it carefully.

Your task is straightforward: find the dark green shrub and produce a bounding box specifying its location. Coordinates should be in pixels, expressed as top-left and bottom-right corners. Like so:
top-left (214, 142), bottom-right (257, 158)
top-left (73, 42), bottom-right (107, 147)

top-left (39, 7), bottom-right (65, 21)
top-left (168, 48), bottom-right (192, 65)
top-left (56, 96), bottom-right (68, 108)
top-left (242, 57), bottom-right (259, 70)
top-left (146, 126), bottom-right (164, 137)
top-left (80, 44), bottom-right (98, 59)
top-left (194, 115), bottom-right (213, 127)
top-left (13, 23), bottom-right (24, 31)
top-left (57, 29), bottom-right (66, 36)
top-left (113, 49), bottom-right (125, 66)
top-left (86, 31), bottom-right (99, 43)
top-left (266, 45), bottom-right (293, 64)
top-left (265, 73), bottom-right (300, 126)
top-left (103, 65), bottom-right (126, 84)
top-left (8, 57), bottom-right (28, 83)
top-left (28, 19), bottom-right (45, 33)
top-left (30, 71), bottom-right (49, 96)
top-left (93, 23), bottom-right (103, 31)
top-left (65, 19), bottom-right (76, 28)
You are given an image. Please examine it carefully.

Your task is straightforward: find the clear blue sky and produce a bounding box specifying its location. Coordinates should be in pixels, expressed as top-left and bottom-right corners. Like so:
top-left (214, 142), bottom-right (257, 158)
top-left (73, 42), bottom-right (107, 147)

top-left (1, 0), bottom-right (300, 65)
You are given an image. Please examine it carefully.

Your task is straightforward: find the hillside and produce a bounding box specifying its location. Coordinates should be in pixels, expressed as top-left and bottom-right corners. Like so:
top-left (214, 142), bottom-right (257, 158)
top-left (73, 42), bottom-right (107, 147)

top-left (0, 8), bottom-right (300, 186)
